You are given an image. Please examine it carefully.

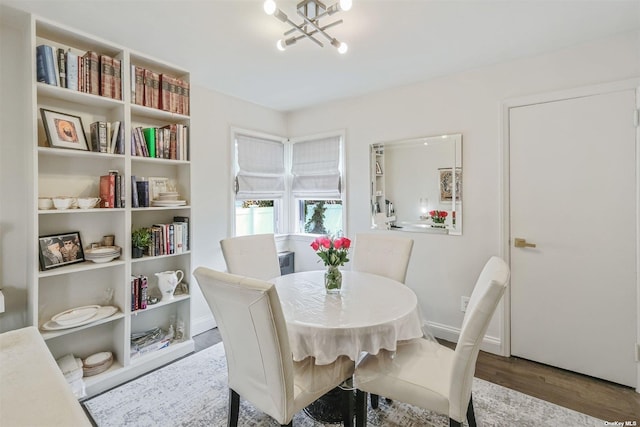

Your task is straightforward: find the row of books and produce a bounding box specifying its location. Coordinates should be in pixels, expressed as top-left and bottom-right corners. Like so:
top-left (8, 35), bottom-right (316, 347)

top-left (131, 66), bottom-right (190, 115)
top-left (36, 45), bottom-right (122, 100)
top-left (90, 121), bottom-right (125, 154)
top-left (131, 124), bottom-right (189, 160)
top-left (100, 171), bottom-right (126, 208)
top-left (148, 219), bottom-right (190, 257)
top-left (131, 275), bottom-right (148, 311)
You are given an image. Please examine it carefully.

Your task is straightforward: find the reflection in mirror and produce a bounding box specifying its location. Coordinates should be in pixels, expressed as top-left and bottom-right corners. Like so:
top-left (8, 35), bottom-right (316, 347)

top-left (370, 134), bottom-right (462, 235)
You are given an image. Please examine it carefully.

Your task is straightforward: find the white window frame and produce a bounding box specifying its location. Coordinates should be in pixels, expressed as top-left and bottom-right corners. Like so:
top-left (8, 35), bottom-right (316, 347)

top-left (229, 127), bottom-right (288, 237)
top-left (230, 127), bottom-right (347, 237)
top-left (288, 130), bottom-right (347, 236)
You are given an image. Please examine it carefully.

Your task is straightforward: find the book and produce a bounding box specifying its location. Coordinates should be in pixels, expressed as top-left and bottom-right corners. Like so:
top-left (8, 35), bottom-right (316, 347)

top-left (109, 121), bottom-right (121, 154)
top-left (80, 51), bottom-right (99, 95)
top-left (112, 58), bottom-right (122, 100)
top-left (142, 127), bottom-right (156, 158)
top-left (99, 174), bottom-right (116, 208)
top-left (173, 216), bottom-right (189, 250)
top-left (139, 276), bottom-right (148, 309)
top-left (143, 69), bottom-right (160, 109)
top-left (66, 51), bottom-right (78, 90)
top-left (36, 45), bottom-right (57, 85)
top-left (99, 54), bottom-right (114, 98)
top-left (90, 121), bottom-right (108, 153)
top-left (133, 65), bottom-right (144, 105)
top-left (131, 176), bottom-right (139, 208)
top-left (136, 179), bottom-right (149, 208)
top-left (134, 127), bottom-right (150, 157)
top-left (160, 74), bottom-right (171, 112)
top-left (56, 48), bottom-right (67, 88)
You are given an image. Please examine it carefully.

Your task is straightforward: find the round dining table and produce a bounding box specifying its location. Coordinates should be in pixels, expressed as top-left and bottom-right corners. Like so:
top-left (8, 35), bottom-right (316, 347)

top-left (271, 270), bottom-right (424, 366)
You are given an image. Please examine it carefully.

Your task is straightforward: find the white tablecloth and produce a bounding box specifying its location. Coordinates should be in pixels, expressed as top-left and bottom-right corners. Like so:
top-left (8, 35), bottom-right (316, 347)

top-left (271, 270), bottom-right (424, 365)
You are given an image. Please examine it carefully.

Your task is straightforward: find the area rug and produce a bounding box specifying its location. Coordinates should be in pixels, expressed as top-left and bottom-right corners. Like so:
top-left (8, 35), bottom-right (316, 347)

top-left (84, 343), bottom-right (603, 427)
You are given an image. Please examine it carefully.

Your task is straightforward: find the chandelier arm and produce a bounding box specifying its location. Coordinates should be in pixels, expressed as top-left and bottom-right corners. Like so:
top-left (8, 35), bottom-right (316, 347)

top-left (284, 18), bottom-right (324, 47)
top-left (284, 18), bottom-right (343, 37)
top-left (296, 10), bottom-right (335, 43)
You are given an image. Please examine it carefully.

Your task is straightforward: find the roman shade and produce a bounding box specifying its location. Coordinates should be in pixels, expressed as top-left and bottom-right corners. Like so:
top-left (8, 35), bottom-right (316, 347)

top-left (235, 134), bottom-right (285, 198)
top-left (291, 136), bottom-right (341, 198)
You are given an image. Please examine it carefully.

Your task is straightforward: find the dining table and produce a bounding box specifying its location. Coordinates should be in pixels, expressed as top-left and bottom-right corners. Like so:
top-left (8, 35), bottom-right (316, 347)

top-left (270, 269), bottom-right (425, 422)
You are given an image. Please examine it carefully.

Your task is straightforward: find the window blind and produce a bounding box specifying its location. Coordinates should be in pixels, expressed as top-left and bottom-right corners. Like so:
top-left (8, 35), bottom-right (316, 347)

top-left (235, 134), bottom-right (285, 198)
top-left (291, 136), bottom-right (341, 198)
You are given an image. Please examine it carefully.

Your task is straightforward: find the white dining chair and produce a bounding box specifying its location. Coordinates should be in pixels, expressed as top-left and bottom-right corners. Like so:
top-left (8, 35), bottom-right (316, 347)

top-left (353, 256), bottom-right (510, 427)
top-left (351, 233), bottom-right (414, 284)
top-left (193, 267), bottom-right (355, 427)
top-left (220, 233), bottom-right (282, 280)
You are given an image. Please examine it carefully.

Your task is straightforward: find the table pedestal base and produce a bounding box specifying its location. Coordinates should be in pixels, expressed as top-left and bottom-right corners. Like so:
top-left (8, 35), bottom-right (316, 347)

top-left (304, 386), bottom-right (352, 423)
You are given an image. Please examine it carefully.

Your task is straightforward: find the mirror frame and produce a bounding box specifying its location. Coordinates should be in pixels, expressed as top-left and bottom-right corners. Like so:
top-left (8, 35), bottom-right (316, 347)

top-left (370, 133), bottom-right (462, 235)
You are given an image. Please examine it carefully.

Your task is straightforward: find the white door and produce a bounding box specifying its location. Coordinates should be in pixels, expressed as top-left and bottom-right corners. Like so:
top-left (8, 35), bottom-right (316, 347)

top-left (509, 88), bottom-right (637, 387)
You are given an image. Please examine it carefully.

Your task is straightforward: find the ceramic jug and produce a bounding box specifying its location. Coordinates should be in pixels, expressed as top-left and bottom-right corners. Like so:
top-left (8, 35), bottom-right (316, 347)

top-left (155, 270), bottom-right (184, 300)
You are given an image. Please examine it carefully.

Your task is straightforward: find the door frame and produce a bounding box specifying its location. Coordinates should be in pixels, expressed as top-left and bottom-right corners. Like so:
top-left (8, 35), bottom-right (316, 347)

top-left (499, 78), bottom-right (640, 391)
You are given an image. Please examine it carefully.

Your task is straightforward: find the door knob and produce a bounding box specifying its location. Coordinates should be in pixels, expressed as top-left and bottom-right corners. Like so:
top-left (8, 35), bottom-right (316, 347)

top-left (514, 238), bottom-right (536, 248)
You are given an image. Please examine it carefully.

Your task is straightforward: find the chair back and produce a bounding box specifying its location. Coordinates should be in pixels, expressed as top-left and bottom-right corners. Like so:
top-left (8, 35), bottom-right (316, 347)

top-left (193, 267), bottom-right (294, 422)
top-left (450, 256), bottom-right (510, 421)
top-left (220, 233), bottom-right (281, 280)
top-left (351, 233), bottom-right (414, 283)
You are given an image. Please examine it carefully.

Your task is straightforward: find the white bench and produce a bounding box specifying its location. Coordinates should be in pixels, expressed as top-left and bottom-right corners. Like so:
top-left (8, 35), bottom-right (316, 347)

top-left (0, 326), bottom-right (91, 426)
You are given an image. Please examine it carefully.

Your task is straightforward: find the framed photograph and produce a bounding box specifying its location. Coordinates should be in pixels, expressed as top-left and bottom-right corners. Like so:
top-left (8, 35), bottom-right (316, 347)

top-left (38, 231), bottom-right (85, 271)
top-left (40, 108), bottom-right (89, 151)
top-left (439, 167), bottom-right (462, 203)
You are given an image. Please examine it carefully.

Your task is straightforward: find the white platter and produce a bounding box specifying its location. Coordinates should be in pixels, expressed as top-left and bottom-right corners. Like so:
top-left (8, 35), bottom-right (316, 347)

top-left (51, 305), bottom-right (100, 326)
top-left (41, 306), bottom-right (118, 331)
top-left (152, 200), bottom-right (186, 207)
top-left (85, 246), bottom-right (121, 256)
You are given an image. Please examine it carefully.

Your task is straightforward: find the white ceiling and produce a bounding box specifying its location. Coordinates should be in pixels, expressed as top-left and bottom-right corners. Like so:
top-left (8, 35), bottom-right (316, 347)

top-left (4, 0), bottom-right (640, 111)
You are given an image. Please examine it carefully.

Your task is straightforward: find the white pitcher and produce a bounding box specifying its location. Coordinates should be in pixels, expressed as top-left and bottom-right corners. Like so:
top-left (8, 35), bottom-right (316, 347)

top-left (155, 270), bottom-right (184, 300)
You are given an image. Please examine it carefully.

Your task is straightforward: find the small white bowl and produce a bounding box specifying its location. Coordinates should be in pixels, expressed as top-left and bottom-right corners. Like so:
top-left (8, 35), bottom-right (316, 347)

top-left (38, 198), bottom-right (53, 210)
top-left (77, 197), bottom-right (100, 209)
top-left (52, 197), bottom-right (73, 210)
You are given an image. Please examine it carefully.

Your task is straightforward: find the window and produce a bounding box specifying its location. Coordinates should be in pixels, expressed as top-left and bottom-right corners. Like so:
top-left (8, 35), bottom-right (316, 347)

top-left (232, 129), bottom-right (345, 237)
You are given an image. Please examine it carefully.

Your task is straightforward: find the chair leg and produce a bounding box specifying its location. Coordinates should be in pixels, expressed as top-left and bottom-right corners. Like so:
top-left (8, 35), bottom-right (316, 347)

top-left (342, 385), bottom-right (354, 427)
top-left (467, 395), bottom-right (477, 427)
top-left (280, 423), bottom-right (292, 427)
top-left (370, 393), bottom-right (379, 409)
top-left (228, 388), bottom-right (240, 427)
top-left (449, 419), bottom-right (461, 427)
top-left (355, 390), bottom-right (367, 427)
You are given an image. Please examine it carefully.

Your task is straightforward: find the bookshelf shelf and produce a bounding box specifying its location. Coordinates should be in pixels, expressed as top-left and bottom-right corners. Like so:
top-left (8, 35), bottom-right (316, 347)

top-left (22, 13), bottom-right (195, 399)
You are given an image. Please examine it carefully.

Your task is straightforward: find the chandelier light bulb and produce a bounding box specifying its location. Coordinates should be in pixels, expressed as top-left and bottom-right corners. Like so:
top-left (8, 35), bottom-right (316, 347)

top-left (339, 0), bottom-right (353, 11)
top-left (338, 42), bottom-right (348, 54)
top-left (276, 39), bottom-right (286, 51)
top-left (263, 0), bottom-right (277, 15)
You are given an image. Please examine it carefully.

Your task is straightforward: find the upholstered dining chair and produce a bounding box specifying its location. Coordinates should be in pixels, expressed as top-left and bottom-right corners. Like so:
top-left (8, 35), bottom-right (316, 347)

top-left (193, 267), bottom-right (355, 427)
top-left (351, 232), bottom-right (414, 408)
top-left (353, 256), bottom-right (510, 427)
top-left (220, 233), bottom-right (281, 280)
top-left (351, 233), bottom-right (414, 284)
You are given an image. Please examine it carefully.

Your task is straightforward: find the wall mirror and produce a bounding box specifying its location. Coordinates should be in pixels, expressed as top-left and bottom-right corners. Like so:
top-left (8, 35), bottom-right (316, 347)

top-left (370, 133), bottom-right (462, 235)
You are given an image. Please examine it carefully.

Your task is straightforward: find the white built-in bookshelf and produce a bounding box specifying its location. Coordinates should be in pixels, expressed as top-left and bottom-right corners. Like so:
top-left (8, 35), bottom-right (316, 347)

top-left (21, 14), bottom-right (194, 397)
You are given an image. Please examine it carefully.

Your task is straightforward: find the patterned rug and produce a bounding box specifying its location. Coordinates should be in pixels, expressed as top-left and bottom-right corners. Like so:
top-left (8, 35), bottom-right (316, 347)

top-left (84, 343), bottom-right (603, 426)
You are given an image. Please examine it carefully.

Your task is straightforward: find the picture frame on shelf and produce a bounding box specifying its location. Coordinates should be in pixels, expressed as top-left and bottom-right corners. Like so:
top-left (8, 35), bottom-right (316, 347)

top-left (40, 108), bottom-right (89, 151)
top-left (438, 167), bottom-right (462, 203)
top-left (38, 231), bottom-right (85, 270)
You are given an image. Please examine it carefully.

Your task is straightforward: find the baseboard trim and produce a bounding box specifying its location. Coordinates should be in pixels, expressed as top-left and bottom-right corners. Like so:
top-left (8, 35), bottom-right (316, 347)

top-left (427, 321), bottom-right (503, 355)
top-left (192, 315), bottom-right (217, 336)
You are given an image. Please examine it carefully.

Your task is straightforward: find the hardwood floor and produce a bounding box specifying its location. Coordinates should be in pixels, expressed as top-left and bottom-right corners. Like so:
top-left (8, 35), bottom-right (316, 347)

top-left (194, 329), bottom-right (640, 423)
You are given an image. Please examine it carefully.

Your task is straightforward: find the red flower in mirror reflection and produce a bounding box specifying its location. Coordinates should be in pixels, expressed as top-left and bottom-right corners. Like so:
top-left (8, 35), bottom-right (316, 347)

top-left (429, 210), bottom-right (448, 224)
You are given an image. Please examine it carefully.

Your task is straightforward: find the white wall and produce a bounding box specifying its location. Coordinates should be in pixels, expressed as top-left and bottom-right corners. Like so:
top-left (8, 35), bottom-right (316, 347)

top-left (285, 30), bottom-right (640, 352)
top-left (189, 87), bottom-right (286, 334)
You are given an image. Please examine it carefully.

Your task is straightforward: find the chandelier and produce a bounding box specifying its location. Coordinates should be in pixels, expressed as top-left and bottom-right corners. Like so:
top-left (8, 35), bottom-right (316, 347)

top-left (263, 0), bottom-right (352, 54)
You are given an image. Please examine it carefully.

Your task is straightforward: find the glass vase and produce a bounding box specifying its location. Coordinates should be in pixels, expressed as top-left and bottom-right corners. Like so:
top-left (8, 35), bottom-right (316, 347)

top-left (324, 265), bottom-right (342, 294)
